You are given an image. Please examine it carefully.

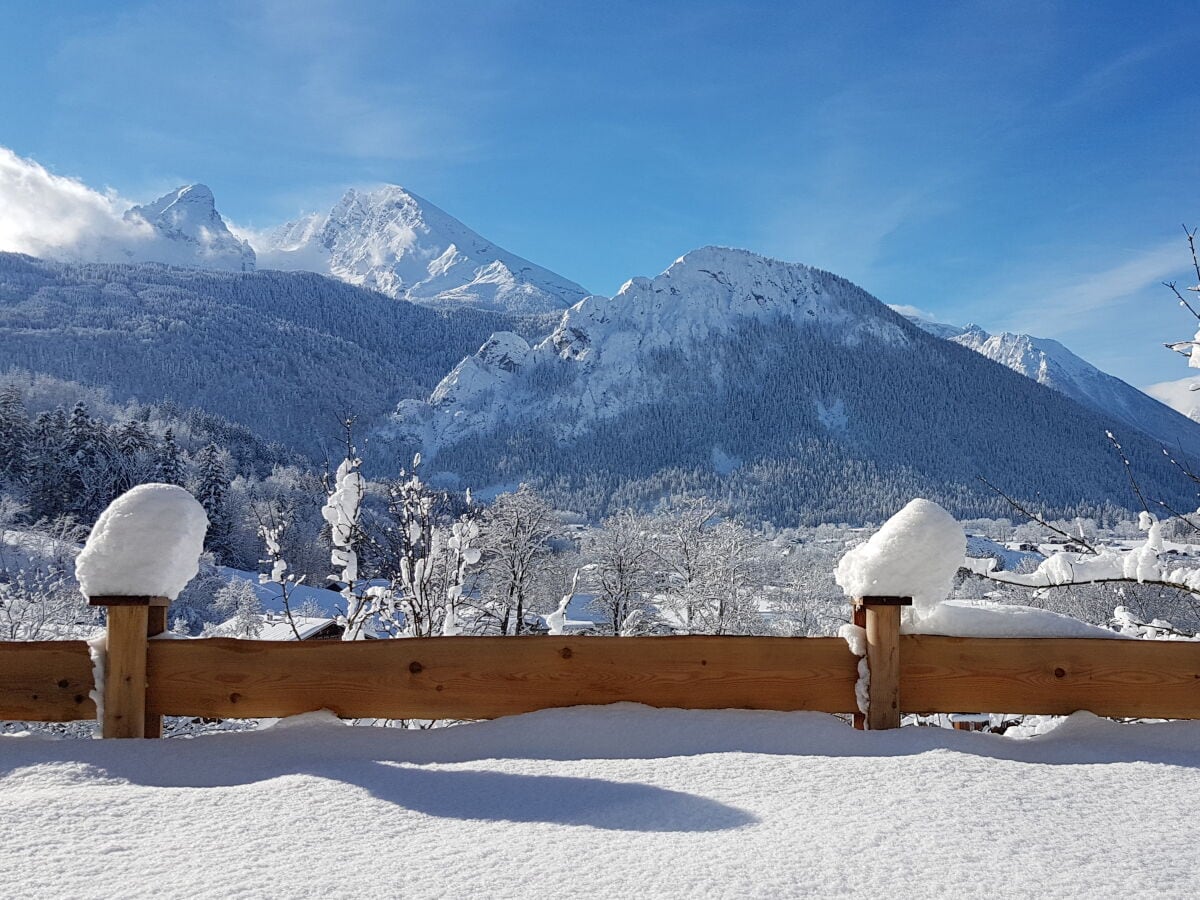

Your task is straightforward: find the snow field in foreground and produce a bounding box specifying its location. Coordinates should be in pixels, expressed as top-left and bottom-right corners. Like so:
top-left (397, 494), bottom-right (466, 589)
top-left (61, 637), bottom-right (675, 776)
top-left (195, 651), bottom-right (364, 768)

top-left (1, 705), bottom-right (1198, 899)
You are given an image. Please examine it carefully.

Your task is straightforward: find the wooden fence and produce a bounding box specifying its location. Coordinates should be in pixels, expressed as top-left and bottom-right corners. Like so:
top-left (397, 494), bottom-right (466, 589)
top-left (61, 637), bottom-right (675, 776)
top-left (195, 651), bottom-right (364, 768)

top-left (2, 593), bottom-right (1199, 738)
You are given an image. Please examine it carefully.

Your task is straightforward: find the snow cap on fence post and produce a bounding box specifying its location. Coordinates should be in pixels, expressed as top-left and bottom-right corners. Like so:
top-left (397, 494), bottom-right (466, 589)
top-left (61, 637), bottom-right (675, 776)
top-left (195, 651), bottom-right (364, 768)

top-left (76, 483), bottom-right (209, 603)
top-left (76, 484), bottom-right (208, 739)
top-left (834, 498), bottom-right (964, 618)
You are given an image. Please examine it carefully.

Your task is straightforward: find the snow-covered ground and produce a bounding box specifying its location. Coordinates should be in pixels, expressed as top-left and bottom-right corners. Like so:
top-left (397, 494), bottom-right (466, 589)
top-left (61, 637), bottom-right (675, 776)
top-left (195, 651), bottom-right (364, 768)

top-left (2, 705), bottom-right (1198, 898)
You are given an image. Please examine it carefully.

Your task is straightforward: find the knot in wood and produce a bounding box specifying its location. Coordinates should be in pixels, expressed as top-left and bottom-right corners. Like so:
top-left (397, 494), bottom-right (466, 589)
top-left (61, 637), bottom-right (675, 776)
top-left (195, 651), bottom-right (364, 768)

top-left (559, 647), bottom-right (573, 660)
top-left (409, 661), bottom-right (423, 674)
top-left (1053, 667), bottom-right (1066, 679)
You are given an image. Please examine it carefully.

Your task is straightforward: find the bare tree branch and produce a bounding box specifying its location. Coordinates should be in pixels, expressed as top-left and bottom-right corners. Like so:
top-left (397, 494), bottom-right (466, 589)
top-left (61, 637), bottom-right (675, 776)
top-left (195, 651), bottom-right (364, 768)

top-left (975, 475), bottom-right (1098, 553)
top-left (1104, 431), bottom-right (1149, 514)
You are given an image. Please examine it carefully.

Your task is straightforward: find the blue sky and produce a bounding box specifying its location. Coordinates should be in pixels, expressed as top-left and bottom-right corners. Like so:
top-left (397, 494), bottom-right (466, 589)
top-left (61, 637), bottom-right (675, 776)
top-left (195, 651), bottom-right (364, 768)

top-left (1, 0), bottom-right (1198, 387)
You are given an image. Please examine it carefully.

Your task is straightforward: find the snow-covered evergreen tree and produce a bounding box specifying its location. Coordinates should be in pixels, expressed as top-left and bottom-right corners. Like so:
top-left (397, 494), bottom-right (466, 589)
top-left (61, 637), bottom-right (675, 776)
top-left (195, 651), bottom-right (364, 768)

top-left (154, 428), bottom-right (185, 486)
top-left (194, 443), bottom-right (233, 561)
top-left (0, 385), bottom-right (30, 485)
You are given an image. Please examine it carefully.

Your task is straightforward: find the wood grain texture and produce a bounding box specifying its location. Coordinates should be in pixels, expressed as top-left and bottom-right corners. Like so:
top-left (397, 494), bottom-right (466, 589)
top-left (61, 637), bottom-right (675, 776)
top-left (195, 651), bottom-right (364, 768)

top-left (902, 635), bottom-right (1200, 719)
top-left (0, 641), bottom-right (96, 721)
top-left (104, 606), bottom-right (148, 738)
top-left (147, 636), bottom-right (861, 720)
top-left (865, 605), bottom-right (902, 730)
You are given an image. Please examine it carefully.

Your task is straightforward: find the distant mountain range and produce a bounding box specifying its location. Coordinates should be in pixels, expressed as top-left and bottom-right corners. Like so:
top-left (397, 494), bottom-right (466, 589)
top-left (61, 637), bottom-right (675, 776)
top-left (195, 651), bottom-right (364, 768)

top-left (0, 252), bottom-right (544, 459)
top-left (97, 181), bottom-right (588, 313)
top-left (4, 165), bottom-right (1200, 522)
top-left (391, 247), bottom-right (1200, 521)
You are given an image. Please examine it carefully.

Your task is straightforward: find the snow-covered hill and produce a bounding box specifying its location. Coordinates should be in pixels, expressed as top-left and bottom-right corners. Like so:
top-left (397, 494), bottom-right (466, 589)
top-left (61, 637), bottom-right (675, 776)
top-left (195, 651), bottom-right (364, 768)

top-left (911, 320), bottom-right (1200, 452)
top-left (391, 247), bottom-right (1200, 522)
top-left (252, 185), bottom-right (589, 313)
top-left (125, 185), bottom-right (255, 272)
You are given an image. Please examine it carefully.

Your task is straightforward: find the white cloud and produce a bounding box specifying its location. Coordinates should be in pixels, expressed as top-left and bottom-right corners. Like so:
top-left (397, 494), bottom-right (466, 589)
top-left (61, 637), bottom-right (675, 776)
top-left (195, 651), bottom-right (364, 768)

top-left (1144, 376), bottom-right (1200, 420)
top-left (0, 146), bottom-right (153, 262)
top-left (887, 303), bottom-right (943, 323)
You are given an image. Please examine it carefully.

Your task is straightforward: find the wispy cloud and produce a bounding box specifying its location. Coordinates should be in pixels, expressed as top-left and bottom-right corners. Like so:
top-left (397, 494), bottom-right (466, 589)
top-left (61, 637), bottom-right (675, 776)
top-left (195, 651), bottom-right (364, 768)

top-left (986, 240), bottom-right (1184, 337)
top-left (47, 1), bottom-right (486, 167)
top-left (0, 146), bottom-right (153, 261)
top-left (887, 303), bottom-right (944, 323)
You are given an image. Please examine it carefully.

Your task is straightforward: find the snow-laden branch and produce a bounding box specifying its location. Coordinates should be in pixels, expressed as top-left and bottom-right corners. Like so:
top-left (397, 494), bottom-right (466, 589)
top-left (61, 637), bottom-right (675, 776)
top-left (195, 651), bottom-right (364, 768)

top-left (969, 513), bottom-right (1200, 598)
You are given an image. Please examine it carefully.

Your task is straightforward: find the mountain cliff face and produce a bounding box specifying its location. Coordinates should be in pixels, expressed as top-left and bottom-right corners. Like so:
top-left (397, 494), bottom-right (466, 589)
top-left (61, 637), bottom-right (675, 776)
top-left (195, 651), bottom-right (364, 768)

top-left (255, 185), bottom-right (589, 313)
top-left (124, 185), bottom-right (256, 272)
top-left (912, 320), bottom-right (1200, 453)
top-left (390, 248), bottom-right (1199, 523)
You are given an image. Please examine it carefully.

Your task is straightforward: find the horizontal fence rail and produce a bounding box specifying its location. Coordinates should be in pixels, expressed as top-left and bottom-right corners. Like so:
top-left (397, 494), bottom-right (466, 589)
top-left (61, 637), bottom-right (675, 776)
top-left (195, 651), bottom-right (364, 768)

top-left (146, 636), bottom-right (861, 720)
top-left (3, 607), bottom-right (1200, 735)
top-left (902, 635), bottom-right (1200, 719)
top-left (0, 641), bottom-right (96, 722)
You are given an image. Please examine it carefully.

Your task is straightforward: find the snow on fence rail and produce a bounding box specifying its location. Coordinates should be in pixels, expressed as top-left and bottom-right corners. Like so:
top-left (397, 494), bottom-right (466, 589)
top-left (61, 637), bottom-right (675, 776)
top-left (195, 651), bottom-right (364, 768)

top-left (3, 610), bottom-right (1200, 737)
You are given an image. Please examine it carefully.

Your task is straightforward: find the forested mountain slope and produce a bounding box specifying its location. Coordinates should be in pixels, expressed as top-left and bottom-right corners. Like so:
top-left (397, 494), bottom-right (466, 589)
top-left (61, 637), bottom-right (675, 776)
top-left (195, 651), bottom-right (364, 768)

top-left (0, 253), bottom-right (550, 459)
top-left (392, 247), bottom-right (1200, 523)
top-left (912, 320), bottom-right (1200, 455)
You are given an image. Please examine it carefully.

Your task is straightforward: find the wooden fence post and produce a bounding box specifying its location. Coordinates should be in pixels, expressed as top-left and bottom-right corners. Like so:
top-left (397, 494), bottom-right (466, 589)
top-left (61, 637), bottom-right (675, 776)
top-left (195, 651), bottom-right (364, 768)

top-left (854, 595), bottom-right (912, 730)
top-left (89, 596), bottom-right (170, 739)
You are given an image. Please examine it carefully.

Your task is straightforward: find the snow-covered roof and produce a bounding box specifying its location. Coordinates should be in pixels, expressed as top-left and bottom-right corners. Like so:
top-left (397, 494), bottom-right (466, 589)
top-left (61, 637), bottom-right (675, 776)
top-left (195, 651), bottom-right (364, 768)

top-left (213, 614), bottom-right (338, 641)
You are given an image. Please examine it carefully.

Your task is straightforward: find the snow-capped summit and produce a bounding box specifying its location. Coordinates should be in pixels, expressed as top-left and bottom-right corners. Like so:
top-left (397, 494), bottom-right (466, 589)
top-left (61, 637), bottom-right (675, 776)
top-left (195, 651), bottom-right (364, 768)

top-left (254, 185), bottom-right (588, 313)
top-left (910, 318), bottom-right (1200, 452)
top-left (125, 185), bottom-right (255, 272)
top-left (394, 247), bottom-right (914, 452)
top-left (551, 246), bottom-right (910, 362)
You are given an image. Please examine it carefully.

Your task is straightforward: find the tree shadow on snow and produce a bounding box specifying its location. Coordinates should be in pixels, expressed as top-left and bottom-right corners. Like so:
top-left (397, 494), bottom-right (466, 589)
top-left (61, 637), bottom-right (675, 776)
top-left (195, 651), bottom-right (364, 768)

top-left (2, 705), bottom-right (1198, 815)
top-left (0, 736), bottom-right (756, 832)
top-left (321, 762), bottom-right (759, 832)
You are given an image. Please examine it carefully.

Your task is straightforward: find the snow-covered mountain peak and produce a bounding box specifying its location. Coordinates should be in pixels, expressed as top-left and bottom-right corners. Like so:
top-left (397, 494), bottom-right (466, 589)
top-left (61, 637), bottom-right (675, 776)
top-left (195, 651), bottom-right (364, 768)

top-left (124, 184), bottom-right (255, 272)
top-left (2, 151), bottom-right (584, 311)
top-left (134, 182), bottom-right (216, 214)
top-left (550, 246), bottom-right (911, 363)
top-left (396, 248), bottom-right (915, 452)
top-left (477, 331), bottom-right (531, 372)
top-left (255, 184), bottom-right (588, 313)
